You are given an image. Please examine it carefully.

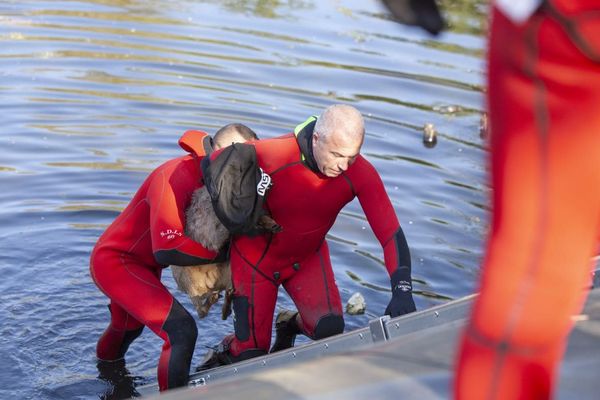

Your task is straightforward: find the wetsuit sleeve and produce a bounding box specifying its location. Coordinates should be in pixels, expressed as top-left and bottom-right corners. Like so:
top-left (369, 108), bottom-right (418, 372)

top-left (352, 157), bottom-right (416, 316)
top-left (352, 158), bottom-right (410, 277)
top-left (147, 169), bottom-right (221, 266)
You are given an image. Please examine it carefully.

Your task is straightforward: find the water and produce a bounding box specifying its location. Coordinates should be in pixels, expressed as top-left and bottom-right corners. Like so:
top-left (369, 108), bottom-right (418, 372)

top-left (0, 1), bottom-right (488, 398)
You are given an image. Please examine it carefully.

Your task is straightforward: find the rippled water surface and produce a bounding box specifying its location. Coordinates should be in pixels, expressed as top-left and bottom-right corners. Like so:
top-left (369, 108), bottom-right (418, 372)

top-left (0, 1), bottom-right (488, 398)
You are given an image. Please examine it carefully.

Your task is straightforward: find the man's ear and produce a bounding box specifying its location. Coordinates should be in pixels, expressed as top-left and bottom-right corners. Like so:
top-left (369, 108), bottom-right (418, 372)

top-left (312, 131), bottom-right (319, 145)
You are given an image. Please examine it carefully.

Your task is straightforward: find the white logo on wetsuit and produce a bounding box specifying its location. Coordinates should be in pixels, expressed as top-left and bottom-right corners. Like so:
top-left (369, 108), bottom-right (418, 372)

top-left (395, 280), bottom-right (412, 292)
top-left (256, 168), bottom-right (271, 197)
top-left (160, 229), bottom-right (183, 241)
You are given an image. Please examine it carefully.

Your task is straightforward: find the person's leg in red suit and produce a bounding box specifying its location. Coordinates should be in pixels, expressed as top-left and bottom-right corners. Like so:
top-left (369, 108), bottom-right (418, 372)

top-left (284, 241), bottom-right (345, 339)
top-left (91, 254), bottom-right (197, 391)
top-left (455, 3), bottom-right (600, 399)
top-left (226, 244), bottom-right (278, 358)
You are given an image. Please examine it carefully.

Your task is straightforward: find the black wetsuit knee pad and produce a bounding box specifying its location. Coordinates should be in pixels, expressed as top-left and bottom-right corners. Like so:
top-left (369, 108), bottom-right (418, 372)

top-left (313, 314), bottom-right (344, 339)
top-left (232, 295), bottom-right (250, 341)
top-left (162, 300), bottom-right (198, 348)
top-left (161, 301), bottom-right (198, 389)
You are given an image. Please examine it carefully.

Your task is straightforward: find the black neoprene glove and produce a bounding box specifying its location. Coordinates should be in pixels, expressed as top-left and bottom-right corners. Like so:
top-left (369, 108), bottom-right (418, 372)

top-left (385, 267), bottom-right (416, 317)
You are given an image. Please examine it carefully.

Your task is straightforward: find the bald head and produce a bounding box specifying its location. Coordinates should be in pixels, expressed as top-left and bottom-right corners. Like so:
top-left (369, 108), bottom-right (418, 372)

top-left (213, 123), bottom-right (258, 150)
top-left (314, 104), bottom-right (365, 144)
top-left (312, 104), bottom-right (365, 178)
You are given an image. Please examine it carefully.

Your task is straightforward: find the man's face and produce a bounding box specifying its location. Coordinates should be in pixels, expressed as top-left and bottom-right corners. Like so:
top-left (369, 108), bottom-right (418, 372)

top-left (312, 130), bottom-right (362, 178)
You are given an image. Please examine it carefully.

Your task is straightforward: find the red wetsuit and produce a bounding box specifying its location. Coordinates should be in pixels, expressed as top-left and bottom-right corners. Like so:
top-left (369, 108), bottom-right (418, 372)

top-left (221, 117), bottom-right (415, 358)
top-left (90, 130), bottom-right (223, 391)
top-left (455, 1), bottom-right (600, 399)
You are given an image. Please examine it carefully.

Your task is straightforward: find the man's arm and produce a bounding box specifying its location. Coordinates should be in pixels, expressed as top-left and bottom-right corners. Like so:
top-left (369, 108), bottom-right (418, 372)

top-left (382, 227), bottom-right (416, 316)
top-left (351, 156), bottom-right (416, 317)
top-left (147, 167), bottom-right (224, 266)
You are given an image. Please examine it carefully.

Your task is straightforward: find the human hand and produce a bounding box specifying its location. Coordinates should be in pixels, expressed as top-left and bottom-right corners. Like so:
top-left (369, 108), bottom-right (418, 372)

top-left (385, 269), bottom-right (416, 317)
top-left (385, 290), bottom-right (416, 317)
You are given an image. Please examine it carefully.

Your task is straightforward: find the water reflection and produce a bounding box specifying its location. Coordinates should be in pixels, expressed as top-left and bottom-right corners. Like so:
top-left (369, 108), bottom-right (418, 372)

top-left (220, 0), bottom-right (313, 19)
top-left (45, 161), bottom-right (155, 171)
top-left (0, 0), bottom-right (488, 398)
top-left (443, 0), bottom-right (488, 36)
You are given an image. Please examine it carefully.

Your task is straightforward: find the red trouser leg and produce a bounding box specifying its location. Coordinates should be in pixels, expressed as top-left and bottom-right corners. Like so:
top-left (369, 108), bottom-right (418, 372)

top-left (284, 241), bottom-right (344, 338)
top-left (91, 253), bottom-right (197, 391)
top-left (455, 6), bottom-right (600, 400)
top-left (228, 241), bottom-right (344, 355)
top-left (228, 245), bottom-right (279, 356)
top-left (95, 302), bottom-right (144, 361)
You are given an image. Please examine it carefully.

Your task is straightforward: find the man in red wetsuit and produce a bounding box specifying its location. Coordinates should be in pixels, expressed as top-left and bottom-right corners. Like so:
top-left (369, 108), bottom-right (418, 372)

top-left (380, 1), bottom-right (600, 398)
top-left (90, 124), bottom-right (257, 391)
top-left (198, 104), bottom-right (416, 369)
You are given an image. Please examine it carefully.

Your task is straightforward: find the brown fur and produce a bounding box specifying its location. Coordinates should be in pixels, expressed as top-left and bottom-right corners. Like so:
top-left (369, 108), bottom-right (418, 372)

top-left (170, 187), bottom-right (232, 319)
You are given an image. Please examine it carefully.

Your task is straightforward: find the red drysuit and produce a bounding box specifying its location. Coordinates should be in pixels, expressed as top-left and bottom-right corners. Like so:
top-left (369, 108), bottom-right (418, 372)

top-left (455, 1), bottom-right (600, 398)
top-left (90, 130), bottom-right (223, 391)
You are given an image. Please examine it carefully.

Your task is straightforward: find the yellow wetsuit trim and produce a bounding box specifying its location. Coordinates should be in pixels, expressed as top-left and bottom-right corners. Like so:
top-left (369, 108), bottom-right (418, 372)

top-left (294, 115), bottom-right (318, 162)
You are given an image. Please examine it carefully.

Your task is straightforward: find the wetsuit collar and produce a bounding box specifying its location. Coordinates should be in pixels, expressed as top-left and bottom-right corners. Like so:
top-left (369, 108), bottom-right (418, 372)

top-left (294, 116), bottom-right (320, 173)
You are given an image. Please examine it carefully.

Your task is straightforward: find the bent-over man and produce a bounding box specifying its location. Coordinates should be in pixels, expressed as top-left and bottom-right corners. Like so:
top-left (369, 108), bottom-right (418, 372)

top-left (90, 124), bottom-right (257, 391)
top-left (199, 104), bottom-right (416, 369)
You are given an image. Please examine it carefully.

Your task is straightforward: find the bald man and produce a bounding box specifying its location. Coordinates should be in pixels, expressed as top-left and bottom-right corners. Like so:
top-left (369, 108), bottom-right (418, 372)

top-left (198, 104), bottom-right (415, 369)
top-left (90, 124), bottom-right (257, 392)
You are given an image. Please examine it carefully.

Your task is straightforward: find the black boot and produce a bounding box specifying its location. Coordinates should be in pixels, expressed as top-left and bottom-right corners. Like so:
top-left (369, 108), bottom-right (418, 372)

top-left (270, 310), bottom-right (301, 353)
top-left (195, 335), bottom-right (266, 372)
